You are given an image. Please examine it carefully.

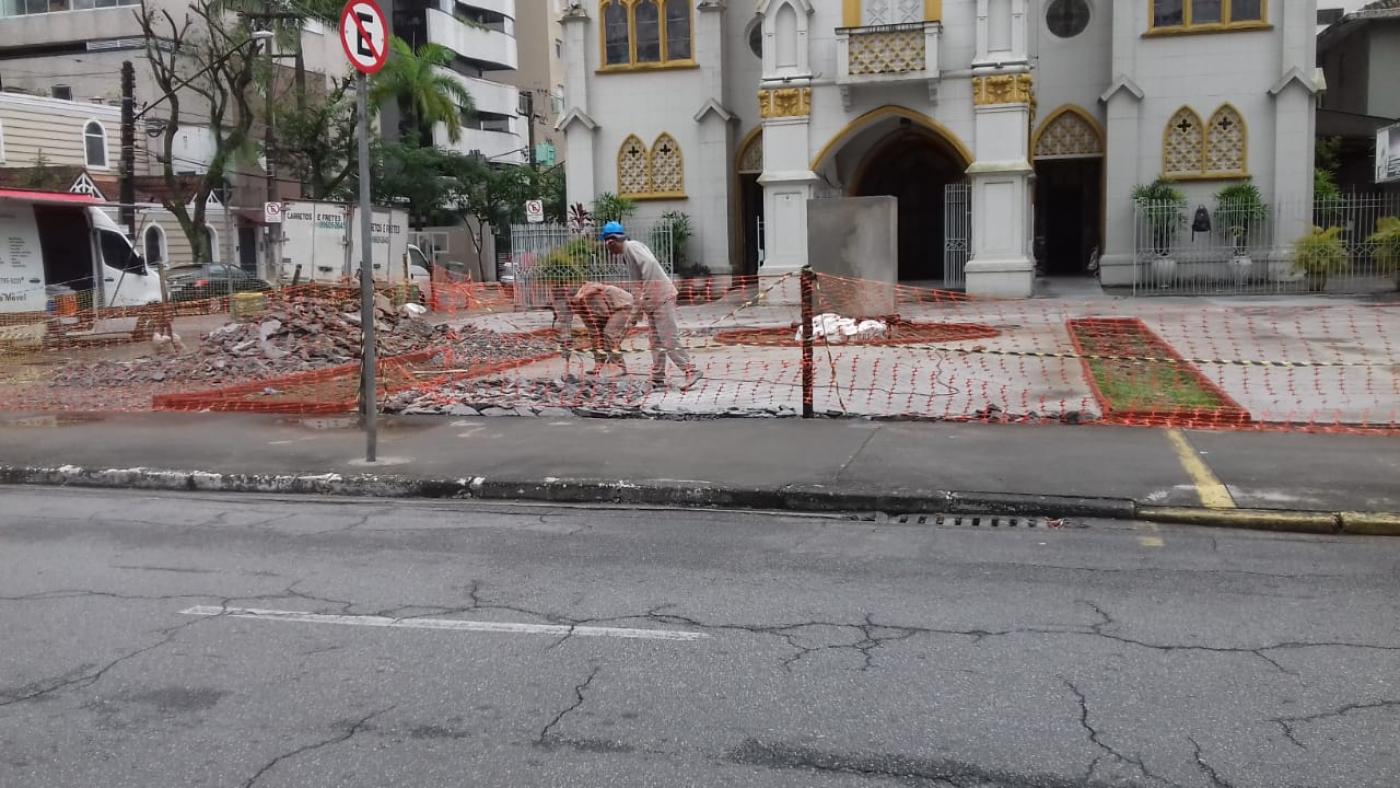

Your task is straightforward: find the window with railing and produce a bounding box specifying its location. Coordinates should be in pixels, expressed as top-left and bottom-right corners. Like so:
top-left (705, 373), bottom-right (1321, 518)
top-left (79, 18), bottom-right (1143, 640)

top-left (1, 0), bottom-right (135, 16)
top-left (1148, 0), bottom-right (1267, 35)
top-left (599, 0), bottom-right (693, 70)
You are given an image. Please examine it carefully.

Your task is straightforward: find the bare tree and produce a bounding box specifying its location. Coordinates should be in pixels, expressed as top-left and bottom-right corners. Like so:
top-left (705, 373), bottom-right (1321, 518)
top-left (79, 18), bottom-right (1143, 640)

top-left (137, 0), bottom-right (261, 263)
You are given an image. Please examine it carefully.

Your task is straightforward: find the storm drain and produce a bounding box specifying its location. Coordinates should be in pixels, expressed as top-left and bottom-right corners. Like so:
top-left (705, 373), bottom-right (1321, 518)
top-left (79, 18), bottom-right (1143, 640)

top-left (853, 513), bottom-right (1072, 529)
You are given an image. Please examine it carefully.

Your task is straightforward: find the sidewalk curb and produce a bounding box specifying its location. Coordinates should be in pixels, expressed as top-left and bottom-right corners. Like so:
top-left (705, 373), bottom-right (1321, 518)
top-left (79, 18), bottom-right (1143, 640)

top-left (1, 464), bottom-right (1396, 536)
top-left (1135, 506), bottom-right (1341, 535)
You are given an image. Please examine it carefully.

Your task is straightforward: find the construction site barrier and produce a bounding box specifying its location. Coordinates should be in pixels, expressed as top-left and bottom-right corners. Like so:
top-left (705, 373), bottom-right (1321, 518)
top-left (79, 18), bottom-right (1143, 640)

top-left (2, 271), bottom-right (1397, 435)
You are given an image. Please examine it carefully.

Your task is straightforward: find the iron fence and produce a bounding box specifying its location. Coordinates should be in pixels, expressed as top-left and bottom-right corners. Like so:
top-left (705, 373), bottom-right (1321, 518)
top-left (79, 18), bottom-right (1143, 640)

top-left (507, 222), bottom-right (675, 308)
top-left (944, 181), bottom-right (972, 289)
top-left (1132, 193), bottom-right (1400, 295)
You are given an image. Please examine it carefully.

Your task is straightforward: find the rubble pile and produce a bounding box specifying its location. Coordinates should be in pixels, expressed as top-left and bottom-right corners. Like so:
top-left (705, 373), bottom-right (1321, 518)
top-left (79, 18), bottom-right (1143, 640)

top-left (386, 375), bottom-right (654, 418)
top-left (385, 374), bottom-right (800, 420)
top-left (50, 294), bottom-right (455, 387)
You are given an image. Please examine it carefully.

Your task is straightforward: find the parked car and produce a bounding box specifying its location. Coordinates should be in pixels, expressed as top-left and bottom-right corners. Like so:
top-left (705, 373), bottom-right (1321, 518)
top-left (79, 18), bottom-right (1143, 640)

top-left (166, 264), bottom-right (273, 302)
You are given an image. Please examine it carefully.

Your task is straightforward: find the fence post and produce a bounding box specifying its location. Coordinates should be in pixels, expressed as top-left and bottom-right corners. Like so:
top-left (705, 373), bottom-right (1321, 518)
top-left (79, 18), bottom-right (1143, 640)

top-left (800, 265), bottom-right (814, 419)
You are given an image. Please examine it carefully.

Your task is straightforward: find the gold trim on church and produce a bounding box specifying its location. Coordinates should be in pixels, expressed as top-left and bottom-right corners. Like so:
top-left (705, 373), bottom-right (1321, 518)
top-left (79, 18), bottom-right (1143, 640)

top-left (972, 74), bottom-right (1034, 107)
top-left (758, 87), bottom-right (813, 119)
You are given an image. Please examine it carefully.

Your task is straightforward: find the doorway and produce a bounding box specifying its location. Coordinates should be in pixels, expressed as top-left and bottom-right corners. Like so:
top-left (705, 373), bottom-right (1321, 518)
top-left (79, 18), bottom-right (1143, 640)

top-left (1033, 159), bottom-right (1101, 275)
top-left (736, 131), bottom-right (764, 279)
top-left (853, 129), bottom-right (967, 282)
top-left (238, 226), bottom-right (258, 274)
top-left (1031, 106), bottom-right (1106, 277)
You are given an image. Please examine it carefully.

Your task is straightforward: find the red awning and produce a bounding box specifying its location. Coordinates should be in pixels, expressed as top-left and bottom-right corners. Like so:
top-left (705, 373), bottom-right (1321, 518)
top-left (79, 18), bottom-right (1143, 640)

top-left (0, 188), bottom-right (104, 207)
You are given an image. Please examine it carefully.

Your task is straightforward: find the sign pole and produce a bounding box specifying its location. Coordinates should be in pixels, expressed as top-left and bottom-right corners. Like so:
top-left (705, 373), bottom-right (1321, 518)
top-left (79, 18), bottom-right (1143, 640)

top-left (341, 0), bottom-right (387, 464)
top-left (357, 71), bottom-right (377, 463)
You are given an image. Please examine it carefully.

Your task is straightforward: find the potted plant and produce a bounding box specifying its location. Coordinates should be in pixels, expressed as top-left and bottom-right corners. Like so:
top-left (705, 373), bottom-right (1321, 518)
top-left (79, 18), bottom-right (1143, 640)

top-left (1292, 226), bottom-right (1348, 292)
top-left (1133, 179), bottom-right (1186, 284)
top-left (1216, 181), bottom-right (1266, 252)
top-left (1369, 216), bottom-right (1400, 290)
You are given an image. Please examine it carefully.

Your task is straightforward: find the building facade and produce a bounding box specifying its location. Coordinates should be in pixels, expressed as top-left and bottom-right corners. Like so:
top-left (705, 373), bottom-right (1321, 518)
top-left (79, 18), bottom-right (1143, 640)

top-left (503, 0), bottom-right (568, 166)
top-left (1317, 1), bottom-right (1400, 192)
top-left (391, 0), bottom-right (528, 164)
top-left (0, 91), bottom-right (241, 268)
top-left (558, 0), bottom-right (1320, 296)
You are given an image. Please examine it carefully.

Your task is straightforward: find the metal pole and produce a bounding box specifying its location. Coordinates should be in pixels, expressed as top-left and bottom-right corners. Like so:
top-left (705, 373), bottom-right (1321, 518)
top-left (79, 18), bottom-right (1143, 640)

top-left (120, 61), bottom-right (137, 240)
top-left (800, 265), bottom-right (814, 419)
top-left (264, 33), bottom-right (280, 286)
top-left (357, 72), bottom-right (377, 463)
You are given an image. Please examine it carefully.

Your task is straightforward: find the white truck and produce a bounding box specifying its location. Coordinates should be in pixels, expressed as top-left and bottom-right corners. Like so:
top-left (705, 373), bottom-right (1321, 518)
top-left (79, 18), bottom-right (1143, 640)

top-left (0, 188), bottom-right (162, 314)
top-left (277, 200), bottom-right (433, 297)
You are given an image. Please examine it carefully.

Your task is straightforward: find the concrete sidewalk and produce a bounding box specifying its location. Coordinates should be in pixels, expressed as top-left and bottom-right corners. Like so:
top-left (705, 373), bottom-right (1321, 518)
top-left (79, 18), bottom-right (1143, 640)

top-left (1, 412), bottom-right (1397, 532)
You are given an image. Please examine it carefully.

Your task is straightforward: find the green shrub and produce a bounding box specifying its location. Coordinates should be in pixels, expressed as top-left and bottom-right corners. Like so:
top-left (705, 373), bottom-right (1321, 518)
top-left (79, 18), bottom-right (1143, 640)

top-left (1132, 179), bottom-right (1186, 255)
top-left (1292, 226), bottom-right (1348, 277)
top-left (1368, 216), bottom-right (1400, 273)
top-left (651, 210), bottom-right (701, 276)
top-left (592, 192), bottom-right (637, 223)
top-left (534, 238), bottom-right (591, 290)
top-left (1215, 182), bottom-right (1268, 250)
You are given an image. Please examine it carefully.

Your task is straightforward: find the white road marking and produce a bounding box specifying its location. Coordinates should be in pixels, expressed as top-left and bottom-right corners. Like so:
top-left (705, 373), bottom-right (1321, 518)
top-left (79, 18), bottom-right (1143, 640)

top-left (180, 606), bottom-right (709, 642)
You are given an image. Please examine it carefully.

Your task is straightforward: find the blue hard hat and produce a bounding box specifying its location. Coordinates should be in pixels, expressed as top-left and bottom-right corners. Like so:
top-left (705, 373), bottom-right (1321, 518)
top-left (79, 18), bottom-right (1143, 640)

top-left (600, 221), bottom-right (626, 240)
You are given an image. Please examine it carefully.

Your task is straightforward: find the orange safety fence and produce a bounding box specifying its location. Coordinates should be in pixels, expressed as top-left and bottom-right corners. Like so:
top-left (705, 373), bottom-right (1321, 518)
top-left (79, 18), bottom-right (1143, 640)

top-left (2, 272), bottom-right (1398, 435)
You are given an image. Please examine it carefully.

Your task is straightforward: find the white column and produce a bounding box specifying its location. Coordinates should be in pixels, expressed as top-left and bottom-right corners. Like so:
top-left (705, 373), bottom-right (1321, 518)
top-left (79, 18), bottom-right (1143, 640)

top-left (756, 0), bottom-right (816, 276)
top-left (1098, 86), bottom-right (1143, 287)
top-left (1097, 3), bottom-right (1145, 286)
top-left (693, 1), bottom-right (734, 274)
top-left (974, 0), bottom-right (1028, 68)
top-left (758, 111), bottom-right (817, 274)
top-left (558, 7), bottom-right (596, 208)
top-left (1271, 2), bottom-right (1318, 251)
top-left (963, 72), bottom-right (1034, 298)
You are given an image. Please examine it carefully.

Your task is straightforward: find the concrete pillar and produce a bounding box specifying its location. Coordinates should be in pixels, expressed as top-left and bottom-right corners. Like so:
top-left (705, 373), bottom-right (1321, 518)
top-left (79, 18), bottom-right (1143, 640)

top-left (558, 6), bottom-right (596, 207)
top-left (1097, 2), bottom-right (1145, 287)
top-left (964, 72), bottom-right (1034, 298)
top-left (1098, 83), bottom-right (1143, 286)
top-left (1271, 3), bottom-right (1319, 250)
top-left (758, 97), bottom-right (817, 274)
top-left (693, 1), bottom-right (735, 274)
top-left (756, 0), bottom-right (817, 275)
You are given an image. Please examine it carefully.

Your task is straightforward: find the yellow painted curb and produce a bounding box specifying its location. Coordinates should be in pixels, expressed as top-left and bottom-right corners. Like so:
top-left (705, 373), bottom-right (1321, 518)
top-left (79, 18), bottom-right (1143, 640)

top-left (1339, 512), bottom-right (1400, 537)
top-left (1137, 507), bottom-right (1340, 535)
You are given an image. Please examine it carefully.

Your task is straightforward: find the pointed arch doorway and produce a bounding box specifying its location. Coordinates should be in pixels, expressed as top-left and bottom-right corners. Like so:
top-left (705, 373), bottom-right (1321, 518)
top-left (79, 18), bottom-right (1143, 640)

top-left (1033, 106), bottom-right (1105, 276)
top-left (852, 126), bottom-right (968, 282)
top-left (736, 129), bottom-right (764, 278)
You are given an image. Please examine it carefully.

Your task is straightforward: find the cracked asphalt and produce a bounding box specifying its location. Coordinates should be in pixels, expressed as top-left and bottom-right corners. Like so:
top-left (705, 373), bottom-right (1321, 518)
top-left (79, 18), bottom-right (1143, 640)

top-left (0, 488), bottom-right (1397, 787)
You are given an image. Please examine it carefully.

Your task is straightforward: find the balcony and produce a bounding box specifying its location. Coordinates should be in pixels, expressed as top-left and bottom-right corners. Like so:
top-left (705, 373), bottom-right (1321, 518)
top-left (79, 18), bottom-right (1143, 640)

top-left (426, 7), bottom-right (517, 71)
top-left (437, 68), bottom-right (519, 118)
top-left (434, 123), bottom-right (525, 165)
top-left (836, 22), bottom-right (942, 108)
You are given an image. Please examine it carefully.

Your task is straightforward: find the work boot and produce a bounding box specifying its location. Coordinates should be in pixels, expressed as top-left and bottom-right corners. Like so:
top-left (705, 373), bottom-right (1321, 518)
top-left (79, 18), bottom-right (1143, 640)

top-left (650, 372), bottom-right (668, 388)
top-left (681, 368), bottom-right (704, 391)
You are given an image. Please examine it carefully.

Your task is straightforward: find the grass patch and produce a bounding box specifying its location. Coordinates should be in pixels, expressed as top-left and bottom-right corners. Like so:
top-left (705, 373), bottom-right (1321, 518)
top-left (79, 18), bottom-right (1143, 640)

top-left (1084, 358), bottom-right (1224, 410)
top-left (1069, 318), bottom-right (1247, 425)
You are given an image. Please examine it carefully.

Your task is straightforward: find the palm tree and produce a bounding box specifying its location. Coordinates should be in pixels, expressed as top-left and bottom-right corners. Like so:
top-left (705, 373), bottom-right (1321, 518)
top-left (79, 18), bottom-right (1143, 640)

top-left (371, 38), bottom-right (475, 146)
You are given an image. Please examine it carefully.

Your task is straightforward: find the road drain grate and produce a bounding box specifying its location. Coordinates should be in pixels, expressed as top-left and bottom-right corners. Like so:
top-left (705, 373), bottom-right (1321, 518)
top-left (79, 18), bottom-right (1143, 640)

top-left (889, 513), bottom-right (1063, 529)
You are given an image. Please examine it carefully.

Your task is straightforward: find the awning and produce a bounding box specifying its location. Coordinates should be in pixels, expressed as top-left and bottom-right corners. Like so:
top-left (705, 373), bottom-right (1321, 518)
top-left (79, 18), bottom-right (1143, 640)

top-left (235, 209), bottom-right (269, 225)
top-left (0, 188), bottom-right (104, 206)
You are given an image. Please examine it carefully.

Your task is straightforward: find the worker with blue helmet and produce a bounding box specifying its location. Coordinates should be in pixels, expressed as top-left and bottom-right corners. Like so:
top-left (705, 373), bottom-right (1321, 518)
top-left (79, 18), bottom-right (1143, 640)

top-left (599, 220), bottom-right (702, 391)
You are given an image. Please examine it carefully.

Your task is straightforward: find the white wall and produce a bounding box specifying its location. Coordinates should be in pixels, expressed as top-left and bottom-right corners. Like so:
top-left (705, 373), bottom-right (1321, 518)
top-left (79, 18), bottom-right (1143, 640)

top-left (1031, 0), bottom-right (1112, 132)
top-left (1367, 26), bottom-right (1400, 119)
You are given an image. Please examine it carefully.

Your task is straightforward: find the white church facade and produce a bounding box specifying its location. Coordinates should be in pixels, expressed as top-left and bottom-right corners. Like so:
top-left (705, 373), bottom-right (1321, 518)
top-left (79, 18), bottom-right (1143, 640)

top-left (556, 1), bottom-right (1320, 297)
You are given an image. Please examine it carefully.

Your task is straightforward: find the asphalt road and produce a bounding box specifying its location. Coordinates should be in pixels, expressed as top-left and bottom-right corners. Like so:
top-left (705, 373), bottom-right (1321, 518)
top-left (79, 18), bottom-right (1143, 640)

top-left (1, 489), bottom-right (1397, 788)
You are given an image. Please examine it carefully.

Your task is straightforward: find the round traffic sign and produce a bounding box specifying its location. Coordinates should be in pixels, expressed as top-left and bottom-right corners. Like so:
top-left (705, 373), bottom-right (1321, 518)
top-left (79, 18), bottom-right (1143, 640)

top-left (340, 0), bottom-right (390, 75)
